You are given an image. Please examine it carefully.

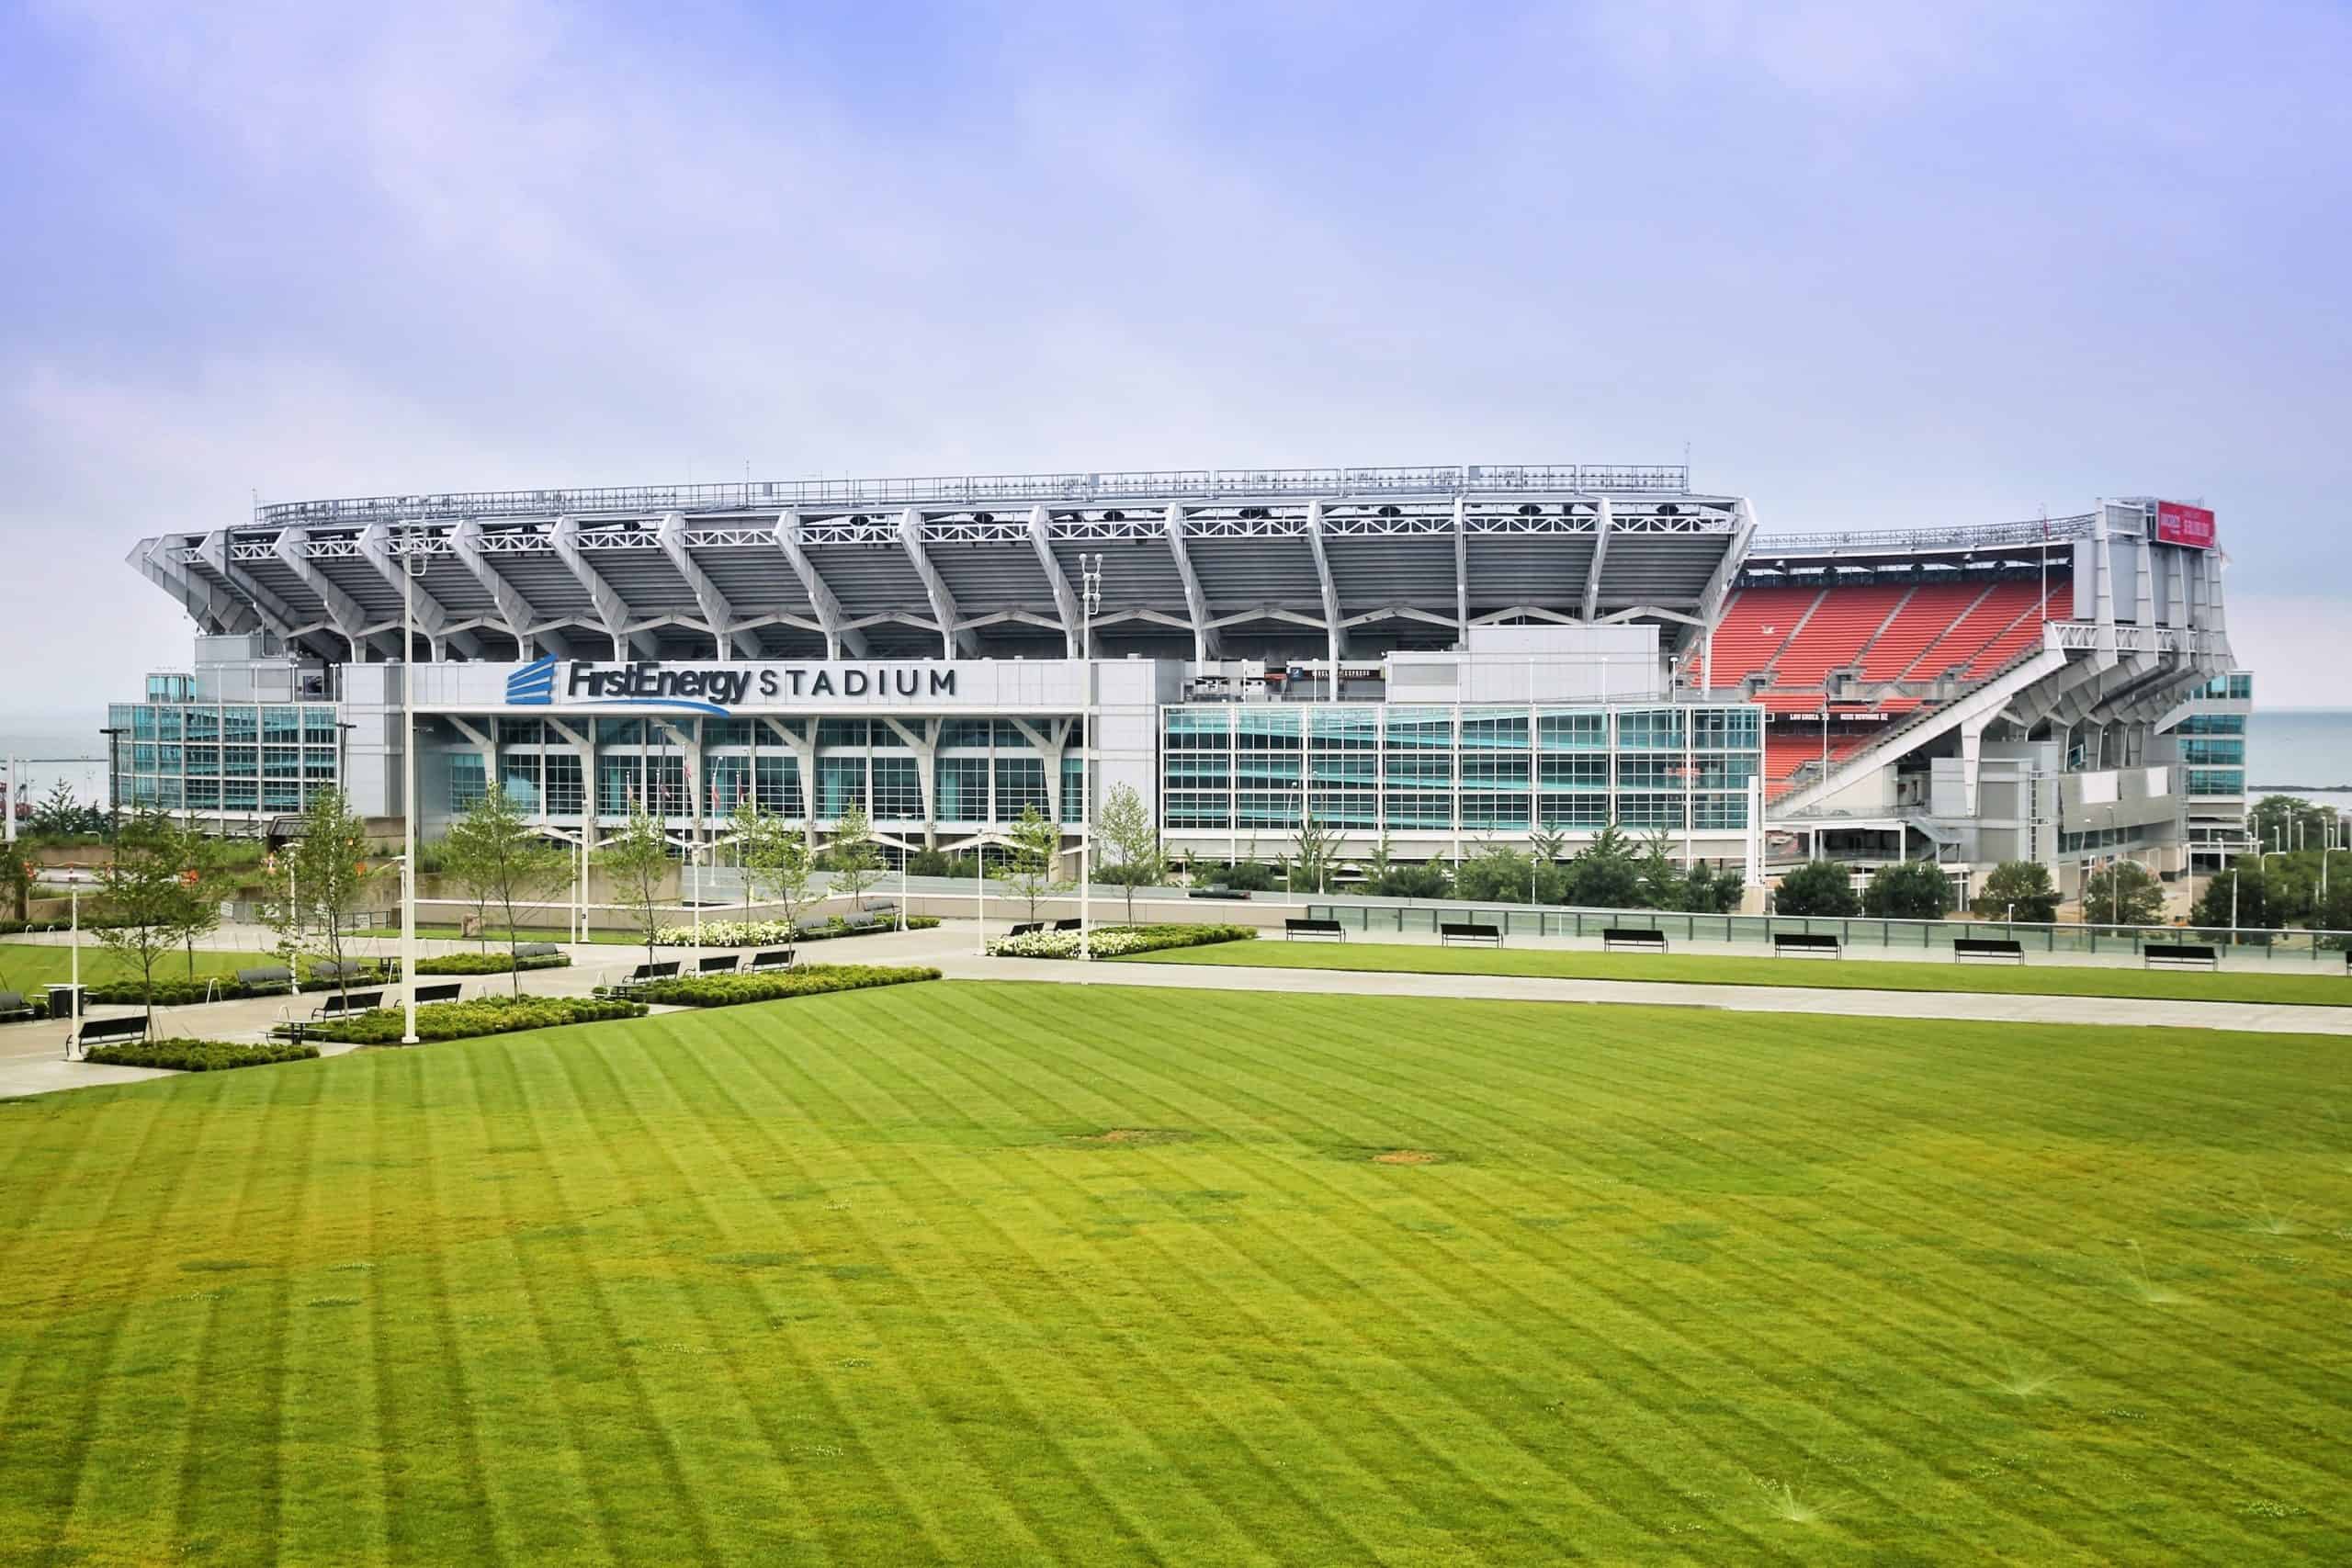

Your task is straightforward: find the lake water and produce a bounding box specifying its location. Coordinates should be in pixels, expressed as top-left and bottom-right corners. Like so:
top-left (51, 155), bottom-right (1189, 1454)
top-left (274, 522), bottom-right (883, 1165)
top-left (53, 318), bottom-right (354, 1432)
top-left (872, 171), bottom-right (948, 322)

top-left (0, 715), bottom-right (109, 817)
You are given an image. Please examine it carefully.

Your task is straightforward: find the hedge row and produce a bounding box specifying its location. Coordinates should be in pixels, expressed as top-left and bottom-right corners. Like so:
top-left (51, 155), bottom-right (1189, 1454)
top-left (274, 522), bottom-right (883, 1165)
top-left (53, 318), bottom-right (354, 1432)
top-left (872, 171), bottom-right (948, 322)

top-left (988, 923), bottom-right (1257, 959)
top-left (73, 953), bottom-right (566, 1006)
top-left (85, 1038), bottom-right (320, 1072)
top-left (650, 914), bottom-right (942, 947)
top-left (414, 953), bottom-right (571, 976)
top-left (622, 964), bottom-right (942, 1009)
top-left (292, 994), bottom-right (646, 1045)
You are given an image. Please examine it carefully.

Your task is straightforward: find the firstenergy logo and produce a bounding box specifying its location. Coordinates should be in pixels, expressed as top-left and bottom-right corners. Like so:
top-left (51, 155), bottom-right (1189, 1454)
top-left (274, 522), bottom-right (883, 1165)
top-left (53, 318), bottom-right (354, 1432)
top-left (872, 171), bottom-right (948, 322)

top-left (505, 655), bottom-right (556, 706)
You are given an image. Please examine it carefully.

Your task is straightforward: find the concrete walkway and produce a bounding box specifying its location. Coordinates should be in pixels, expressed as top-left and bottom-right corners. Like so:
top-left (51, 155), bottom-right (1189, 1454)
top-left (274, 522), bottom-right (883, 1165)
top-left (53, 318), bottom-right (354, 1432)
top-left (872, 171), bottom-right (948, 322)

top-left (6, 919), bottom-right (2344, 1101)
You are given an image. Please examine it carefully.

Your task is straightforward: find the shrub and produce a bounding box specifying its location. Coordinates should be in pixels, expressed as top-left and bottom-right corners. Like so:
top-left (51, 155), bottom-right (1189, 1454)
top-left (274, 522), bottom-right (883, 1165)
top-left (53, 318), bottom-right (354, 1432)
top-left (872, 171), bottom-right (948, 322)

top-left (627, 964), bottom-right (942, 1008)
top-left (989, 923), bottom-right (1256, 959)
top-left (1863, 859), bottom-right (1953, 920)
top-left (294, 994), bottom-right (646, 1044)
top-left (413, 952), bottom-right (571, 976)
top-left (1773, 860), bottom-right (1861, 918)
top-left (650, 915), bottom-right (940, 947)
top-left (84, 1038), bottom-right (319, 1072)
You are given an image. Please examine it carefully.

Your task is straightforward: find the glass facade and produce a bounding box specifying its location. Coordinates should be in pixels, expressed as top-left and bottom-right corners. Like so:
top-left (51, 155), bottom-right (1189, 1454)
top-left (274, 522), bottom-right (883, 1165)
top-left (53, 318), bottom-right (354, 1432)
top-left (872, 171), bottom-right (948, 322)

top-left (109, 701), bottom-right (341, 815)
top-left (1158, 702), bottom-right (1762, 840)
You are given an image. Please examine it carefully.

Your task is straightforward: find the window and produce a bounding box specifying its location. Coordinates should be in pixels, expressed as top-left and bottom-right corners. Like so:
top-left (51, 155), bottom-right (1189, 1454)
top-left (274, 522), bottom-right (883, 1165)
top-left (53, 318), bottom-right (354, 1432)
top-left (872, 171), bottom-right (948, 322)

top-left (1460, 753), bottom-right (1529, 786)
top-left (1615, 753), bottom-right (1688, 791)
top-left (1539, 755), bottom-right (1608, 792)
top-left (1306, 786), bottom-right (1378, 829)
top-left (501, 753), bottom-right (542, 813)
top-left (1060, 757), bottom-right (1087, 824)
top-left (1693, 794), bottom-right (1749, 829)
top-left (646, 753), bottom-right (688, 816)
top-left (2184, 768), bottom-right (2244, 796)
top-left (1539, 794), bottom-right (1610, 829)
top-left (937, 756), bottom-right (989, 819)
top-left (303, 707), bottom-right (338, 744)
top-left (1166, 793), bottom-right (1229, 829)
top-left (1460, 792), bottom-right (1529, 830)
top-left (1460, 714), bottom-right (1528, 750)
top-left (263, 707), bottom-right (301, 743)
top-left (706, 755), bottom-right (752, 815)
top-left (1383, 789), bottom-right (1451, 829)
top-left (1237, 708), bottom-right (1303, 750)
top-left (1616, 708), bottom-right (1685, 750)
top-left (499, 717), bottom-right (545, 746)
top-left (873, 756), bottom-right (923, 821)
top-left (1617, 792), bottom-right (1685, 829)
top-left (702, 719), bottom-right (753, 749)
top-left (1311, 706), bottom-right (1379, 748)
top-left (753, 753), bottom-right (801, 817)
top-left (2177, 714), bottom-right (2245, 736)
top-left (818, 757), bottom-right (865, 818)
top-left (597, 755), bottom-right (642, 816)
top-left (939, 719), bottom-right (993, 750)
top-left (1689, 755), bottom-right (1756, 789)
top-left (1237, 791), bottom-right (1299, 829)
top-left (994, 756), bottom-right (1047, 818)
top-left (185, 746), bottom-right (221, 779)
top-left (305, 747), bottom-right (338, 784)
top-left (449, 753), bottom-right (489, 812)
top-left (595, 718), bottom-right (644, 748)
top-left (1690, 707), bottom-right (1760, 750)
top-left (818, 719), bottom-right (867, 749)
top-left (2179, 738), bottom-right (2244, 766)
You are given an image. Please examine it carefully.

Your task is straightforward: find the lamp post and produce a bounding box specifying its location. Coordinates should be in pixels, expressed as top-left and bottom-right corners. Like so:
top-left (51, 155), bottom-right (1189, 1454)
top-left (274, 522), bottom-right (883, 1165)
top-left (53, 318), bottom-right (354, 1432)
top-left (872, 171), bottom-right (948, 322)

top-left (1079, 553), bottom-right (1102, 961)
top-left (399, 522), bottom-right (421, 1046)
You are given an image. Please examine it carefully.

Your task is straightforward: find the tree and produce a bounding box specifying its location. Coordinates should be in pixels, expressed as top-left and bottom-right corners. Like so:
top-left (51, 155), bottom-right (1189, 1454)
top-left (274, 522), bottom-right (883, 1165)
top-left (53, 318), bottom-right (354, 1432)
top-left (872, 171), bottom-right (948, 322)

top-left (1005, 806), bottom-right (1069, 924)
top-left (826, 805), bottom-right (884, 911)
top-left (1561, 823), bottom-right (1643, 908)
top-left (2082, 859), bottom-right (2165, 933)
top-left (1372, 860), bottom-right (1452, 900)
top-left (2249, 795), bottom-right (2337, 852)
top-left (444, 786), bottom-right (571, 994)
top-left (1774, 860), bottom-right (1860, 917)
top-left (1864, 858), bottom-right (1952, 920)
top-left (89, 809), bottom-right (196, 1033)
top-left (598, 809), bottom-right (673, 973)
top-left (1096, 784), bottom-right (1163, 928)
top-left (1679, 862), bottom-right (1745, 915)
top-left (0, 840), bottom-right (32, 923)
top-left (266, 788), bottom-right (382, 1014)
top-left (2314, 879), bottom-right (2352, 948)
top-left (29, 780), bottom-right (102, 839)
top-left (739, 803), bottom-right (816, 942)
top-left (169, 820), bottom-right (227, 976)
top-left (1528, 826), bottom-right (1572, 872)
top-left (1289, 803), bottom-right (1344, 897)
top-left (1453, 845), bottom-right (1533, 904)
top-left (2188, 860), bottom-right (2267, 935)
top-left (1970, 860), bottom-right (2059, 925)
top-left (1634, 834), bottom-right (1684, 910)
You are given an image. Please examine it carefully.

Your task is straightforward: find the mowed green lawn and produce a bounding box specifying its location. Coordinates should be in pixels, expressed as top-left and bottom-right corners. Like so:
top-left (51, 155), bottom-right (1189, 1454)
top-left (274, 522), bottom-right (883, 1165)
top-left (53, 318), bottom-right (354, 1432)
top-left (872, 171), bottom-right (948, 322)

top-left (1, 982), bottom-right (2346, 1565)
top-left (1124, 936), bottom-right (2352, 1007)
top-left (0, 942), bottom-right (279, 995)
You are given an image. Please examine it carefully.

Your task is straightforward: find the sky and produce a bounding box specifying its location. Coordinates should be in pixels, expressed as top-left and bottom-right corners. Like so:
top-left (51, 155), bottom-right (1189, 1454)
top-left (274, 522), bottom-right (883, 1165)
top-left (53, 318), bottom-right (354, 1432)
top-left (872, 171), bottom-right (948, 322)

top-left (4, 0), bottom-right (2348, 716)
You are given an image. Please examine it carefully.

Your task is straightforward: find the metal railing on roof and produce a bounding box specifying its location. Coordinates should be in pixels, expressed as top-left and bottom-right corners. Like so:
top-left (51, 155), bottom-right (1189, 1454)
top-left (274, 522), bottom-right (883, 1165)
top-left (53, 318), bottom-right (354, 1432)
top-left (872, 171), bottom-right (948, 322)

top-left (1753, 513), bottom-right (2098, 558)
top-left (251, 464), bottom-right (1694, 526)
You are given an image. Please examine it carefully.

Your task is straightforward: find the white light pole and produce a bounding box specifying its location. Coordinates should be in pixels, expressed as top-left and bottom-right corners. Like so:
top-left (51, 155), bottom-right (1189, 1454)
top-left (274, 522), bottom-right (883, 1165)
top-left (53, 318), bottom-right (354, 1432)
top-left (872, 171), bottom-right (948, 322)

top-left (973, 833), bottom-right (986, 955)
top-left (1079, 553), bottom-right (1102, 960)
top-left (400, 524), bottom-right (420, 1046)
top-left (691, 840), bottom-right (703, 951)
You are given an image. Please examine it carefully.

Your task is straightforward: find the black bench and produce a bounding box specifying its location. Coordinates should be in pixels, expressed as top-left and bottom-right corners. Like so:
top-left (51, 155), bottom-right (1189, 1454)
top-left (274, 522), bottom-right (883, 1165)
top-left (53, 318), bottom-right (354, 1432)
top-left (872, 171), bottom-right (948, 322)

top-left (1007, 921), bottom-right (1045, 938)
top-left (313, 988), bottom-right (384, 1019)
top-left (1441, 921), bottom-right (1503, 947)
top-left (514, 942), bottom-right (560, 959)
top-left (1189, 885), bottom-right (1250, 900)
top-left (0, 991), bottom-right (31, 1023)
top-left (1600, 928), bottom-right (1668, 953)
top-left (1285, 918), bottom-right (1346, 942)
top-left (749, 947), bottom-right (796, 972)
top-left (309, 959), bottom-right (379, 984)
top-left (413, 982), bottom-right (464, 1005)
top-left (1954, 938), bottom-right (2025, 965)
top-left (237, 964), bottom-right (296, 994)
top-left (1052, 918), bottom-right (1082, 932)
top-left (73, 1014), bottom-right (150, 1057)
top-left (2143, 942), bottom-right (2219, 972)
top-left (698, 953), bottom-right (741, 975)
top-left (1772, 932), bottom-right (1841, 959)
top-left (628, 961), bottom-right (682, 983)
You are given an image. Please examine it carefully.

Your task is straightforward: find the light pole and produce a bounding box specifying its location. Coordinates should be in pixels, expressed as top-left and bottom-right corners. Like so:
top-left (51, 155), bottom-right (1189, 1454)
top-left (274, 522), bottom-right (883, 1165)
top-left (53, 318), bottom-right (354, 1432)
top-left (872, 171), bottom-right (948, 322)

top-left (399, 523), bottom-right (421, 1046)
top-left (1078, 553), bottom-right (1102, 960)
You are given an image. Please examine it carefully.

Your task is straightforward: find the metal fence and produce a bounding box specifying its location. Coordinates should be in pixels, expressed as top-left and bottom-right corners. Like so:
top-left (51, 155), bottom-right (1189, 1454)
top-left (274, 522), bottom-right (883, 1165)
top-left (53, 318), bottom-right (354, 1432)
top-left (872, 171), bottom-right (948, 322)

top-left (1306, 902), bottom-right (2352, 962)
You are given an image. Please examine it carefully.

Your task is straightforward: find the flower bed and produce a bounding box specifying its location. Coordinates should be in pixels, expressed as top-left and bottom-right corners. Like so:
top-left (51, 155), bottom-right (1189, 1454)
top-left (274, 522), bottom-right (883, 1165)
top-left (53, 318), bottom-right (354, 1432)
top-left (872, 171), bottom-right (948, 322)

top-left (651, 915), bottom-right (940, 947)
top-left (84, 1038), bottom-right (320, 1072)
top-left (414, 953), bottom-right (571, 976)
top-left (623, 964), bottom-right (941, 1009)
top-left (290, 994), bottom-right (646, 1045)
top-left (987, 924), bottom-right (1257, 959)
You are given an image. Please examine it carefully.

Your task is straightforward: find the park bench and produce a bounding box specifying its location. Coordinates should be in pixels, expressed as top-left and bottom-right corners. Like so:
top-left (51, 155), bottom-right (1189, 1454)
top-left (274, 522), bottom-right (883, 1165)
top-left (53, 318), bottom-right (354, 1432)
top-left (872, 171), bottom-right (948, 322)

top-left (1188, 885), bottom-right (1251, 900)
top-left (514, 942), bottom-right (560, 959)
top-left (1772, 932), bottom-right (1842, 959)
top-left (1600, 928), bottom-right (1668, 954)
top-left (312, 988), bottom-right (384, 1020)
top-left (0, 991), bottom-right (32, 1023)
top-left (1007, 921), bottom-right (1045, 938)
top-left (1954, 938), bottom-right (2025, 965)
top-left (1052, 918), bottom-right (1083, 932)
top-left (749, 947), bottom-right (796, 972)
top-left (2143, 942), bottom-right (2220, 972)
top-left (73, 1014), bottom-right (150, 1057)
top-left (1441, 921), bottom-right (1503, 948)
top-left (413, 982), bottom-right (463, 1006)
top-left (237, 964), bottom-right (297, 995)
top-left (697, 953), bottom-right (741, 975)
top-left (310, 959), bottom-right (380, 984)
top-left (1285, 918), bottom-right (1346, 942)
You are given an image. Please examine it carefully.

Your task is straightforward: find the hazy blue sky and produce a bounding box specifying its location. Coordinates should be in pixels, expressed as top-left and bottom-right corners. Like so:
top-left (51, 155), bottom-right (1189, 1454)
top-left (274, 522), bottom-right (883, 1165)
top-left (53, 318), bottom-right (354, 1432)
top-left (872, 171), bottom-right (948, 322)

top-left (5, 0), bottom-right (2347, 712)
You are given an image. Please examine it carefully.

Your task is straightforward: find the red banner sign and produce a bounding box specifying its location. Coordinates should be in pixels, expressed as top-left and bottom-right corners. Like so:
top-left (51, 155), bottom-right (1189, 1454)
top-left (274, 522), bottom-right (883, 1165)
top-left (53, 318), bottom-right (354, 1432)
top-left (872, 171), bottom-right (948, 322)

top-left (2154, 501), bottom-right (2215, 549)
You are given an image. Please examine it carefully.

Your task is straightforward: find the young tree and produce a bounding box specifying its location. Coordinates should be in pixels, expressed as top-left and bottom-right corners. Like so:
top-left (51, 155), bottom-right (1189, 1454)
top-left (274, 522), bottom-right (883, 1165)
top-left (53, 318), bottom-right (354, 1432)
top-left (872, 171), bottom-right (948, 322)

top-left (1970, 860), bottom-right (2059, 924)
top-left (1634, 833), bottom-right (1685, 910)
top-left (1562, 823), bottom-right (1643, 909)
top-left (2083, 859), bottom-right (2166, 933)
top-left (826, 804), bottom-right (884, 911)
top-left (0, 839), bottom-right (33, 924)
top-left (169, 820), bottom-right (226, 976)
top-left (1005, 806), bottom-right (1069, 924)
top-left (29, 780), bottom-right (94, 839)
top-left (268, 787), bottom-right (381, 1013)
top-left (1373, 860), bottom-right (1453, 900)
top-left (444, 785), bottom-right (571, 993)
top-left (1528, 826), bottom-right (1572, 874)
top-left (1773, 860), bottom-right (1860, 917)
top-left (1095, 783), bottom-right (1163, 928)
top-left (89, 809), bottom-right (194, 1033)
top-left (1679, 862), bottom-right (1744, 915)
top-left (1863, 859), bottom-right (1953, 920)
top-left (1289, 800), bottom-right (1344, 897)
top-left (739, 803), bottom-right (817, 942)
top-left (598, 809), bottom-right (673, 973)
top-left (1453, 844), bottom-right (1534, 904)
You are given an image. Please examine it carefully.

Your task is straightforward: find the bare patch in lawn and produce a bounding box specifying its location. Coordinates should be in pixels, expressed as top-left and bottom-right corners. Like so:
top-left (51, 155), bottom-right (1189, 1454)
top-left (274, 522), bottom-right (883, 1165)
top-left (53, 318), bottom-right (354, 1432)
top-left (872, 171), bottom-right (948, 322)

top-left (1069, 1127), bottom-right (1195, 1147)
top-left (1373, 1148), bottom-right (1446, 1166)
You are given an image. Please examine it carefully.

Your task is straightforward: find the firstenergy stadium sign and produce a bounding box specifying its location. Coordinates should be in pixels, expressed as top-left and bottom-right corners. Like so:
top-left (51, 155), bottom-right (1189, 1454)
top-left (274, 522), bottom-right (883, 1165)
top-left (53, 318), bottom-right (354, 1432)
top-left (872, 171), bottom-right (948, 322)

top-left (504, 655), bottom-right (959, 716)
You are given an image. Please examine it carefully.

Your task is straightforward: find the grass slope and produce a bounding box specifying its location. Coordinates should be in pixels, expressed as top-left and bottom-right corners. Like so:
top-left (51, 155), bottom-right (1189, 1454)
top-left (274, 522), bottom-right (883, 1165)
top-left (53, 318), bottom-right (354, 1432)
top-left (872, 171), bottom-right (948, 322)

top-left (0, 983), bottom-right (2345, 1564)
top-left (0, 942), bottom-right (278, 996)
top-left (1122, 937), bottom-right (2352, 1007)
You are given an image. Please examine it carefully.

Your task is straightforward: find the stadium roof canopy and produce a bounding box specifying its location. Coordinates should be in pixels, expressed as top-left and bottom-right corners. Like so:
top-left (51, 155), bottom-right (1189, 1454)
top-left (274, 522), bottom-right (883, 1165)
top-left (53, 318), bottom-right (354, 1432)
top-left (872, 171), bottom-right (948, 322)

top-left (130, 464), bottom-right (1757, 664)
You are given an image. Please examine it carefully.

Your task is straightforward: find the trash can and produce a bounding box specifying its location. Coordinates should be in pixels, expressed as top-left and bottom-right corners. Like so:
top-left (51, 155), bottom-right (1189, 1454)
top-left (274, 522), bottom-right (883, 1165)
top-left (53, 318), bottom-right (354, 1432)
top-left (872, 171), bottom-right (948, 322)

top-left (45, 984), bottom-right (86, 1022)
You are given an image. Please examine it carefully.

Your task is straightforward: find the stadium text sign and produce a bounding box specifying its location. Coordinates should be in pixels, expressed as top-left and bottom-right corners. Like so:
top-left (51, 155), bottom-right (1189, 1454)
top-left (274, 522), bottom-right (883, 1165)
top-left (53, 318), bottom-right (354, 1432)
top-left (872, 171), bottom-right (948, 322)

top-left (2154, 502), bottom-right (2216, 549)
top-left (505, 656), bottom-right (958, 716)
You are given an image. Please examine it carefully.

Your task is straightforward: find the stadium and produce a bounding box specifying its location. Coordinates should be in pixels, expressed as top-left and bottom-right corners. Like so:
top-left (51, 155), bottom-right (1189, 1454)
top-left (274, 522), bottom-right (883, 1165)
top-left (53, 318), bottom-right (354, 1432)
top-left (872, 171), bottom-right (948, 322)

top-left (111, 462), bottom-right (2246, 905)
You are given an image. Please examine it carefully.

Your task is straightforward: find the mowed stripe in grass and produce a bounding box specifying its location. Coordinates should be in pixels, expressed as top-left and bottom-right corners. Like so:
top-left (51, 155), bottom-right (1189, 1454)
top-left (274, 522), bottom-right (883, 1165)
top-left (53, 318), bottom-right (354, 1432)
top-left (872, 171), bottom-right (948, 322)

top-left (0, 942), bottom-right (281, 996)
top-left (1120, 936), bottom-right (2352, 1007)
top-left (0, 984), bottom-right (2346, 1564)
